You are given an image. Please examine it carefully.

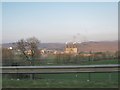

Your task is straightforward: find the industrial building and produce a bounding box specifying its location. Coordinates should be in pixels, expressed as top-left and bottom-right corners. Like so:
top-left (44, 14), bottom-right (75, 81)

top-left (65, 42), bottom-right (80, 54)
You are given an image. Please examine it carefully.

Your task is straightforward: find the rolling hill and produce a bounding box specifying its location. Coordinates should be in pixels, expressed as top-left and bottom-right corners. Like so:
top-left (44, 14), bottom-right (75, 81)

top-left (2, 41), bottom-right (118, 52)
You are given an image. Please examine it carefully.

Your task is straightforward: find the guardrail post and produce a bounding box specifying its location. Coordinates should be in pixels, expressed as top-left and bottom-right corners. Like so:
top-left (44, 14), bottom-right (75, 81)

top-left (88, 72), bottom-right (91, 81)
top-left (30, 74), bottom-right (33, 80)
top-left (108, 72), bottom-right (112, 82)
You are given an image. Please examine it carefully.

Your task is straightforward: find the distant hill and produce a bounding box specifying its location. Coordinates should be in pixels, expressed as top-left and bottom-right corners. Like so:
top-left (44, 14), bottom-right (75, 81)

top-left (2, 43), bottom-right (15, 48)
top-left (2, 43), bottom-right (65, 50)
top-left (2, 41), bottom-right (118, 52)
top-left (38, 43), bottom-right (65, 50)
top-left (79, 41), bottom-right (118, 52)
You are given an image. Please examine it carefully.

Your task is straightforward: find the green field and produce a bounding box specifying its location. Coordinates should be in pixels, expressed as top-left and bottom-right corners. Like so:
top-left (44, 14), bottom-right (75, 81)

top-left (37, 59), bottom-right (118, 66)
top-left (2, 72), bottom-right (118, 88)
top-left (79, 59), bottom-right (118, 65)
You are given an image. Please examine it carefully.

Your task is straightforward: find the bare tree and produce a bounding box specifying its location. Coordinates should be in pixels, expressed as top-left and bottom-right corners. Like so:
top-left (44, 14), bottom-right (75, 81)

top-left (2, 48), bottom-right (14, 66)
top-left (17, 37), bottom-right (40, 66)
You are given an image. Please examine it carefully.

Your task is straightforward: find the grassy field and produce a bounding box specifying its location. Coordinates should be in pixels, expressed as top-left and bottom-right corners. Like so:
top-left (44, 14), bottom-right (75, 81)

top-left (79, 59), bottom-right (118, 65)
top-left (38, 59), bottom-right (118, 66)
top-left (2, 72), bottom-right (118, 88)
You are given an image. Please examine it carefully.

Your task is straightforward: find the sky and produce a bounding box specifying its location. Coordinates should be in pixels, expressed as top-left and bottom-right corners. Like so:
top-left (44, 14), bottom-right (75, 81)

top-left (2, 2), bottom-right (118, 43)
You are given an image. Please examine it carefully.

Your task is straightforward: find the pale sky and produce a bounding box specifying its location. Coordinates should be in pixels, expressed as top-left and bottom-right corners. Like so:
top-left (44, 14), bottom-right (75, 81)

top-left (2, 2), bottom-right (118, 43)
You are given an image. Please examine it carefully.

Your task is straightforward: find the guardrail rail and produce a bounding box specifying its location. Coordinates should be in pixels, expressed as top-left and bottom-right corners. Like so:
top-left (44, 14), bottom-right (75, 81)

top-left (1, 64), bottom-right (120, 74)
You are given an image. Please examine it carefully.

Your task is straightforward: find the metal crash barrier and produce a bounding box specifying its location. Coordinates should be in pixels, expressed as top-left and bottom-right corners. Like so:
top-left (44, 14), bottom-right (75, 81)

top-left (1, 64), bottom-right (120, 74)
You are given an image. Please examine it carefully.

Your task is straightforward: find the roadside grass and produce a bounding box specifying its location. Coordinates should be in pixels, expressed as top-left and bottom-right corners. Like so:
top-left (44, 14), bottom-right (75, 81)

top-left (2, 72), bottom-right (118, 88)
top-left (39, 73), bottom-right (118, 81)
top-left (2, 78), bottom-right (118, 88)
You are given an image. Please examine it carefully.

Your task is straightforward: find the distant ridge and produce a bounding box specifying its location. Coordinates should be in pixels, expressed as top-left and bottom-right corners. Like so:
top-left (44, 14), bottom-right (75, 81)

top-left (2, 41), bottom-right (118, 52)
top-left (2, 43), bottom-right (65, 50)
top-left (79, 41), bottom-right (118, 52)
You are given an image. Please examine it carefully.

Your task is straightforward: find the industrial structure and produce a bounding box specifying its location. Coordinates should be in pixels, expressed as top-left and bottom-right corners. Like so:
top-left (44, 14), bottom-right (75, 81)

top-left (65, 42), bottom-right (80, 54)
